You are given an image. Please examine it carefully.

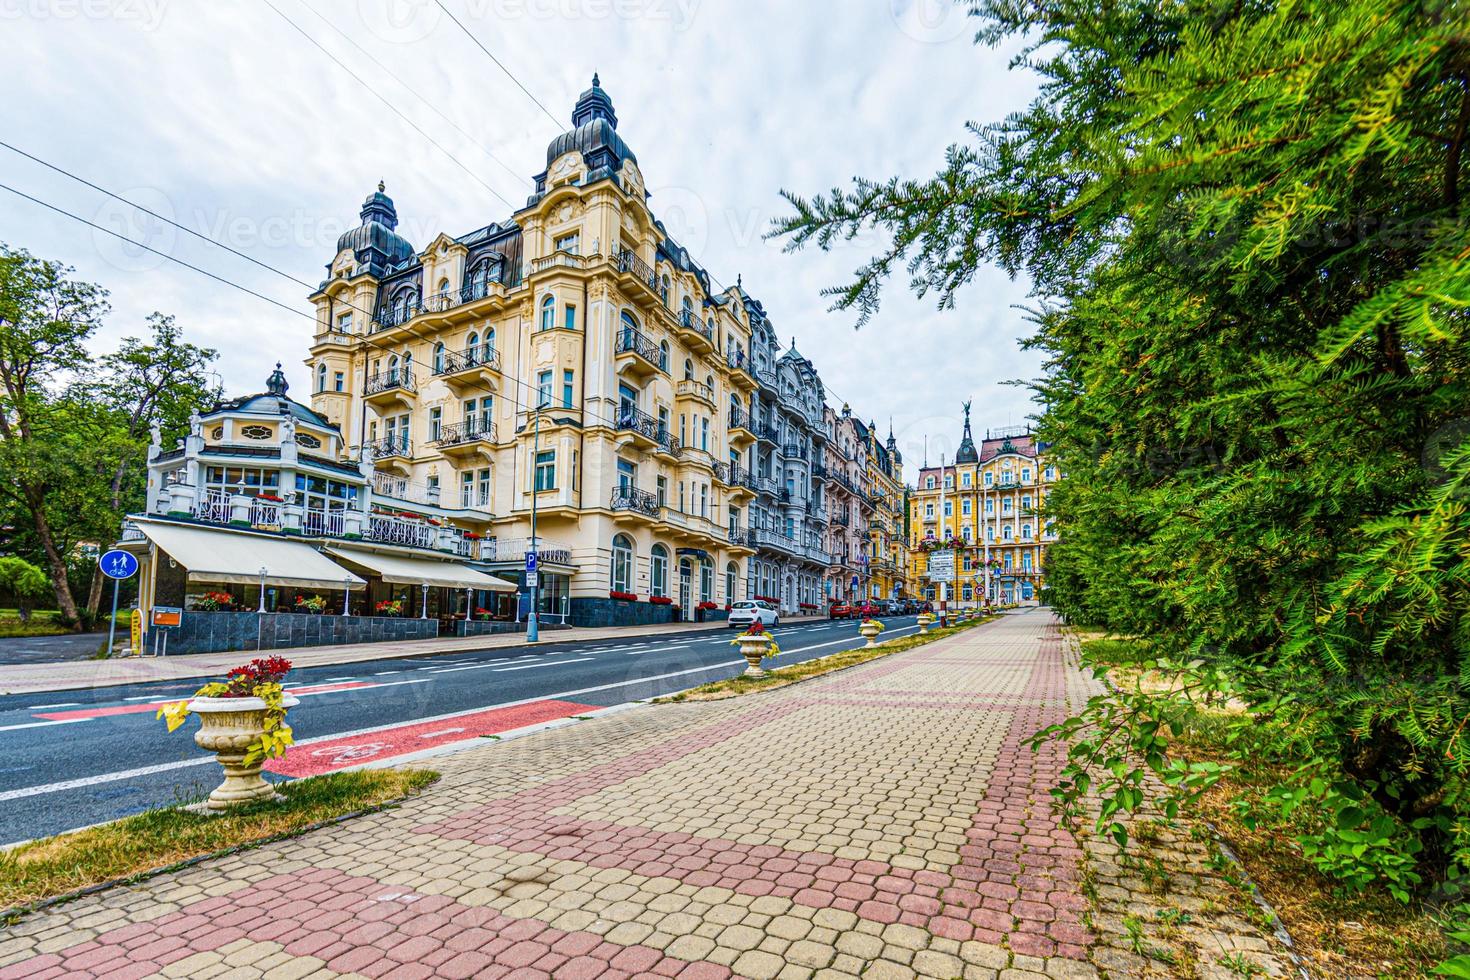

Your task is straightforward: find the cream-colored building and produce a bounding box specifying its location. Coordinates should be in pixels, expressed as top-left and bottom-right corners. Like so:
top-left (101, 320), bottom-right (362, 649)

top-left (305, 77), bottom-right (771, 626)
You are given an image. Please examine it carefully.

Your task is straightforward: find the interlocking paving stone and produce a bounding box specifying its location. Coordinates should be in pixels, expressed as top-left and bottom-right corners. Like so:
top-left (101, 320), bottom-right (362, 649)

top-left (0, 610), bottom-right (1291, 978)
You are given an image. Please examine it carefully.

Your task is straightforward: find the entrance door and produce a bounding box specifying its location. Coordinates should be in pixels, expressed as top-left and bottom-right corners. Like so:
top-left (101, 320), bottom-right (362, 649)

top-left (679, 559), bottom-right (693, 620)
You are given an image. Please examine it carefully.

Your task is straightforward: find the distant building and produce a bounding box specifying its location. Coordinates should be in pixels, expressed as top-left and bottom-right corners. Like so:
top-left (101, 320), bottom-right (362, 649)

top-left (905, 406), bottom-right (1058, 606)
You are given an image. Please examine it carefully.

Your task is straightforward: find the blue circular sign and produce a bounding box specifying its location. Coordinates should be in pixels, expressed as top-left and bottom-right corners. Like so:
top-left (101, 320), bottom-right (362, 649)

top-left (99, 549), bottom-right (139, 580)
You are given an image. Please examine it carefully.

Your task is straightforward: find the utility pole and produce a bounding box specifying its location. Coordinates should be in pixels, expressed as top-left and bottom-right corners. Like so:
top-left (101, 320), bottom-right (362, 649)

top-left (938, 452), bottom-right (948, 628)
top-left (527, 399), bottom-right (542, 644)
top-left (983, 485), bottom-right (991, 609)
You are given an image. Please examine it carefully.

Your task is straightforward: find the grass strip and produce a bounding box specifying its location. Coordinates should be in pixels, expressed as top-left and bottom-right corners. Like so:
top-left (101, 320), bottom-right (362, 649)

top-left (0, 768), bottom-right (438, 919)
top-left (658, 616), bottom-right (994, 702)
top-left (1079, 635), bottom-right (1456, 978)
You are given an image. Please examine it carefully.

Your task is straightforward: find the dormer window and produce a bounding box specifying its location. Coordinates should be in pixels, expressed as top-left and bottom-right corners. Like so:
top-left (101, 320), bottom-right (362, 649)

top-left (240, 425), bottom-right (272, 441)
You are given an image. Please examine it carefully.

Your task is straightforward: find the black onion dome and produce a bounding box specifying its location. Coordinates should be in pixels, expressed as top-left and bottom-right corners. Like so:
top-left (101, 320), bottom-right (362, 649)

top-left (543, 74), bottom-right (637, 170)
top-left (336, 181), bottom-right (414, 266)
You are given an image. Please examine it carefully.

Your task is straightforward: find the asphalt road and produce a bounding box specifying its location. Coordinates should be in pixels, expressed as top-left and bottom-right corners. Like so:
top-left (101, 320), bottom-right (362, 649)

top-left (0, 615), bottom-right (922, 845)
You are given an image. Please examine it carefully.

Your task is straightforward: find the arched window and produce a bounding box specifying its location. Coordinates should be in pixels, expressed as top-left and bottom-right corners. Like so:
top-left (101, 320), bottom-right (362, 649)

top-left (705, 374), bottom-right (714, 391)
top-left (436, 277), bottom-right (450, 300)
top-left (680, 295), bottom-right (693, 325)
top-left (402, 350), bottom-right (412, 374)
top-left (465, 331), bottom-right (479, 365)
top-left (316, 363), bottom-right (327, 392)
top-left (659, 274), bottom-right (670, 305)
top-left (650, 544), bottom-right (669, 598)
top-left (658, 340), bottom-right (670, 371)
top-left (682, 358), bottom-right (693, 381)
top-left (708, 317), bottom-right (717, 346)
top-left (725, 562), bottom-right (737, 603)
top-left (386, 354), bottom-right (400, 382)
top-left (485, 326), bottom-right (495, 353)
top-left (611, 534), bottom-right (634, 594)
top-left (432, 342), bottom-right (445, 374)
top-left (620, 310), bottom-right (639, 339)
top-left (540, 295), bottom-right (556, 331)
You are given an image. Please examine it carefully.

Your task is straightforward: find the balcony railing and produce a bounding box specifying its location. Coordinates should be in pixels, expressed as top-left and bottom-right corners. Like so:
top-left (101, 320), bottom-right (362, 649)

top-left (368, 514), bottom-right (438, 549)
top-left (615, 406), bottom-right (680, 455)
top-left (677, 309), bottom-right (715, 345)
top-left (302, 508), bottom-right (345, 537)
top-left (616, 248), bottom-right (658, 292)
top-left (753, 366), bottom-right (777, 390)
top-left (436, 344), bottom-right (501, 376)
top-left (371, 267), bottom-right (518, 331)
top-left (812, 460), bottom-right (829, 478)
top-left (610, 485), bottom-right (660, 517)
top-left (727, 527), bottom-right (754, 547)
top-left (196, 488), bottom-right (231, 524)
top-left (729, 406), bottom-right (752, 431)
top-left (362, 435), bottom-right (411, 459)
top-left (434, 419), bottom-right (497, 447)
top-left (756, 423), bottom-right (780, 444)
top-left (528, 250), bottom-right (589, 275)
top-left (750, 527), bottom-right (800, 554)
top-left (781, 443), bottom-right (808, 461)
top-left (615, 326), bottom-right (668, 372)
top-left (726, 350), bottom-right (750, 373)
top-left (676, 379), bottom-right (714, 403)
top-left (365, 370), bottom-right (417, 396)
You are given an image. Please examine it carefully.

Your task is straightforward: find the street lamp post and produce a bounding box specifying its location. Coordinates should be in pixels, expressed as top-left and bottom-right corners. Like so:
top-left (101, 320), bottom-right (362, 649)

top-left (257, 566), bottom-right (268, 613)
top-left (938, 453), bottom-right (949, 628)
top-left (527, 401), bottom-right (541, 644)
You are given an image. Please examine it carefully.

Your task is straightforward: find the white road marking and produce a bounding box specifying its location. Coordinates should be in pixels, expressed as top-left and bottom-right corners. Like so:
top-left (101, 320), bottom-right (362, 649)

top-left (491, 657), bottom-right (595, 672)
top-left (418, 727), bottom-right (465, 739)
top-left (24, 702), bottom-right (79, 710)
top-left (0, 660), bottom-right (748, 808)
top-left (0, 718), bottom-right (91, 734)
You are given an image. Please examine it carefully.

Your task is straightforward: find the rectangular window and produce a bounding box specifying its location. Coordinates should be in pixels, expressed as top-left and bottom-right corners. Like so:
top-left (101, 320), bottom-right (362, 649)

top-left (984, 472), bottom-right (993, 486)
top-left (656, 475), bottom-right (667, 507)
top-left (537, 370), bottom-right (552, 408)
top-left (943, 501), bottom-right (952, 517)
top-left (1045, 466), bottom-right (1056, 480)
top-left (616, 458), bottom-right (636, 490)
top-left (461, 471), bottom-right (474, 508)
top-left (925, 503), bottom-right (934, 517)
top-left (534, 450), bottom-right (556, 491)
top-left (564, 305), bottom-right (577, 331)
top-left (962, 499), bottom-right (971, 516)
top-left (429, 407), bottom-right (442, 442)
top-left (562, 369), bottom-right (575, 409)
top-left (554, 231), bottom-right (580, 254)
top-left (333, 371), bottom-right (344, 392)
top-left (336, 311), bottom-right (352, 333)
top-left (477, 468), bottom-right (491, 507)
top-left (962, 472), bottom-right (972, 487)
top-left (925, 477), bottom-right (934, 489)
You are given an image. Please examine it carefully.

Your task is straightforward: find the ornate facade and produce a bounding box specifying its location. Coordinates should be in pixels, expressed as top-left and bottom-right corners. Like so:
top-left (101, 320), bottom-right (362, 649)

top-left (303, 77), bottom-right (888, 624)
top-left (905, 408), bottom-right (1058, 606)
top-left (864, 421), bottom-right (907, 600)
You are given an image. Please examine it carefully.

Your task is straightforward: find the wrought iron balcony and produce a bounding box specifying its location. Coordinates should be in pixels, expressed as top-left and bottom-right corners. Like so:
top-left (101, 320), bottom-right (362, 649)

top-left (677, 308), bottom-right (715, 347)
top-left (371, 267), bottom-right (517, 332)
top-left (727, 527), bottom-right (754, 548)
top-left (362, 435), bottom-right (411, 459)
top-left (781, 443), bottom-right (808, 461)
top-left (615, 326), bottom-right (668, 373)
top-left (812, 459), bottom-right (829, 478)
top-left (365, 370), bottom-right (417, 396)
top-left (436, 343), bottom-right (501, 376)
top-left (368, 514), bottom-right (439, 549)
top-left (433, 419), bottom-right (497, 448)
top-left (610, 485), bottom-right (660, 517)
top-left (616, 249), bottom-right (658, 293)
top-left (615, 405), bottom-right (680, 456)
top-left (756, 422), bottom-right (780, 444)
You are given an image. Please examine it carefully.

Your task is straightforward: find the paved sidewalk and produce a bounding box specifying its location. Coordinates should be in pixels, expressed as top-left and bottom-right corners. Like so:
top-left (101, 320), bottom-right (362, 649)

top-left (0, 610), bottom-right (1288, 978)
top-left (0, 617), bottom-right (826, 697)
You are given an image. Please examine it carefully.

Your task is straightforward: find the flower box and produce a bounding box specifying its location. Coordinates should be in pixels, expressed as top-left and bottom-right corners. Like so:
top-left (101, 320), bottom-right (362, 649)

top-left (609, 590), bottom-right (638, 601)
top-left (649, 596), bottom-right (673, 605)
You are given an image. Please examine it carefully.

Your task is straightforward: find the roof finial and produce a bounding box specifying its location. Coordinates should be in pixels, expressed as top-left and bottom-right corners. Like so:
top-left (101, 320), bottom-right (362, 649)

top-left (266, 362), bottom-right (289, 396)
top-left (737, 273), bottom-right (742, 288)
top-left (592, 71), bottom-right (600, 87)
top-left (377, 179), bottom-right (385, 192)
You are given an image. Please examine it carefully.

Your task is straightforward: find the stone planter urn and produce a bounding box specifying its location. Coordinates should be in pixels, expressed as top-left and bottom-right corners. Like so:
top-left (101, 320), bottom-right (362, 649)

top-left (858, 620), bottom-right (884, 647)
top-left (737, 635), bottom-right (774, 677)
top-left (917, 613), bottom-right (936, 634)
top-left (189, 694), bottom-right (299, 811)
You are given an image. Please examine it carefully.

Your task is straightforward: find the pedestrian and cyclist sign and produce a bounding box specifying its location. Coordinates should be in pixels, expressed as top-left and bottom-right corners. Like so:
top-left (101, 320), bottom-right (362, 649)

top-left (98, 549), bottom-right (138, 579)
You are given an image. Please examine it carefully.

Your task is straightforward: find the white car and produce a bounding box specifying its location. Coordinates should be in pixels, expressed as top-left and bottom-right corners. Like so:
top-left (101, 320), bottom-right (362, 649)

top-left (727, 599), bottom-right (779, 628)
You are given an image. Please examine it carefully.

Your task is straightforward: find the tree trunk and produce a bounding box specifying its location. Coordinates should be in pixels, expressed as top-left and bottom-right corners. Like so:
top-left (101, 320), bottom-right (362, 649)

top-left (86, 566), bottom-right (105, 618)
top-left (87, 459), bottom-right (131, 617)
top-left (24, 486), bottom-right (80, 627)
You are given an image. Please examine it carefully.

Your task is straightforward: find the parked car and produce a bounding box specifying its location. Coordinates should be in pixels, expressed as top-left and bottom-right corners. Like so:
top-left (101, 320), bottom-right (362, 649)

top-left (728, 599), bottom-right (779, 628)
top-left (827, 602), bottom-right (856, 620)
top-left (855, 602), bottom-right (881, 619)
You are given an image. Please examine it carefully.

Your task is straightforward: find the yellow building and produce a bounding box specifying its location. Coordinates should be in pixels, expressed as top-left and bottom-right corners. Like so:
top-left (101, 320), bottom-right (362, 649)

top-left (861, 420), bottom-right (907, 601)
top-left (305, 76), bottom-right (763, 626)
top-left (906, 407), bottom-right (1058, 606)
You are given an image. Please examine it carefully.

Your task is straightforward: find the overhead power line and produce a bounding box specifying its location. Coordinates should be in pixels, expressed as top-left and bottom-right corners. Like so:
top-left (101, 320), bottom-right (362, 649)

top-left (261, 0), bottom-right (518, 211)
top-left (430, 0), bottom-right (564, 132)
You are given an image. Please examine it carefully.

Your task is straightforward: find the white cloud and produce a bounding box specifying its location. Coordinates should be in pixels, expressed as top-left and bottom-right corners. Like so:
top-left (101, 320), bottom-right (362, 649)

top-left (1, 0), bottom-right (1041, 482)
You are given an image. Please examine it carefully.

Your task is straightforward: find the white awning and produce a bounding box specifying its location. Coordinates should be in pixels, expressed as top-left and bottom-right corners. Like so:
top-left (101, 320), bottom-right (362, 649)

top-left (324, 546), bottom-right (517, 591)
top-left (135, 520), bottom-right (366, 591)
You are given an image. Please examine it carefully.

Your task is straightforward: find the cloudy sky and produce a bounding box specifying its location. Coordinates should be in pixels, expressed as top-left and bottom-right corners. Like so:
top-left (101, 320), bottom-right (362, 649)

top-left (2, 0), bottom-right (1041, 480)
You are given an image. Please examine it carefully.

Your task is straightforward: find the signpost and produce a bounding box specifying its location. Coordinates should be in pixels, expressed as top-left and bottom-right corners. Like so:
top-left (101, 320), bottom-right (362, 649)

top-left (928, 549), bottom-right (956, 583)
top-left (150, 605), bottom-right (182, 656)
top-left (98, 549), bottom-right (139, 657)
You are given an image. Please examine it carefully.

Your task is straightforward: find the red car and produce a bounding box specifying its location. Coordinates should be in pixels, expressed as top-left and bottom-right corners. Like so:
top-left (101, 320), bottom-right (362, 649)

top-left (827, 602), bottom-right (856, 620)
